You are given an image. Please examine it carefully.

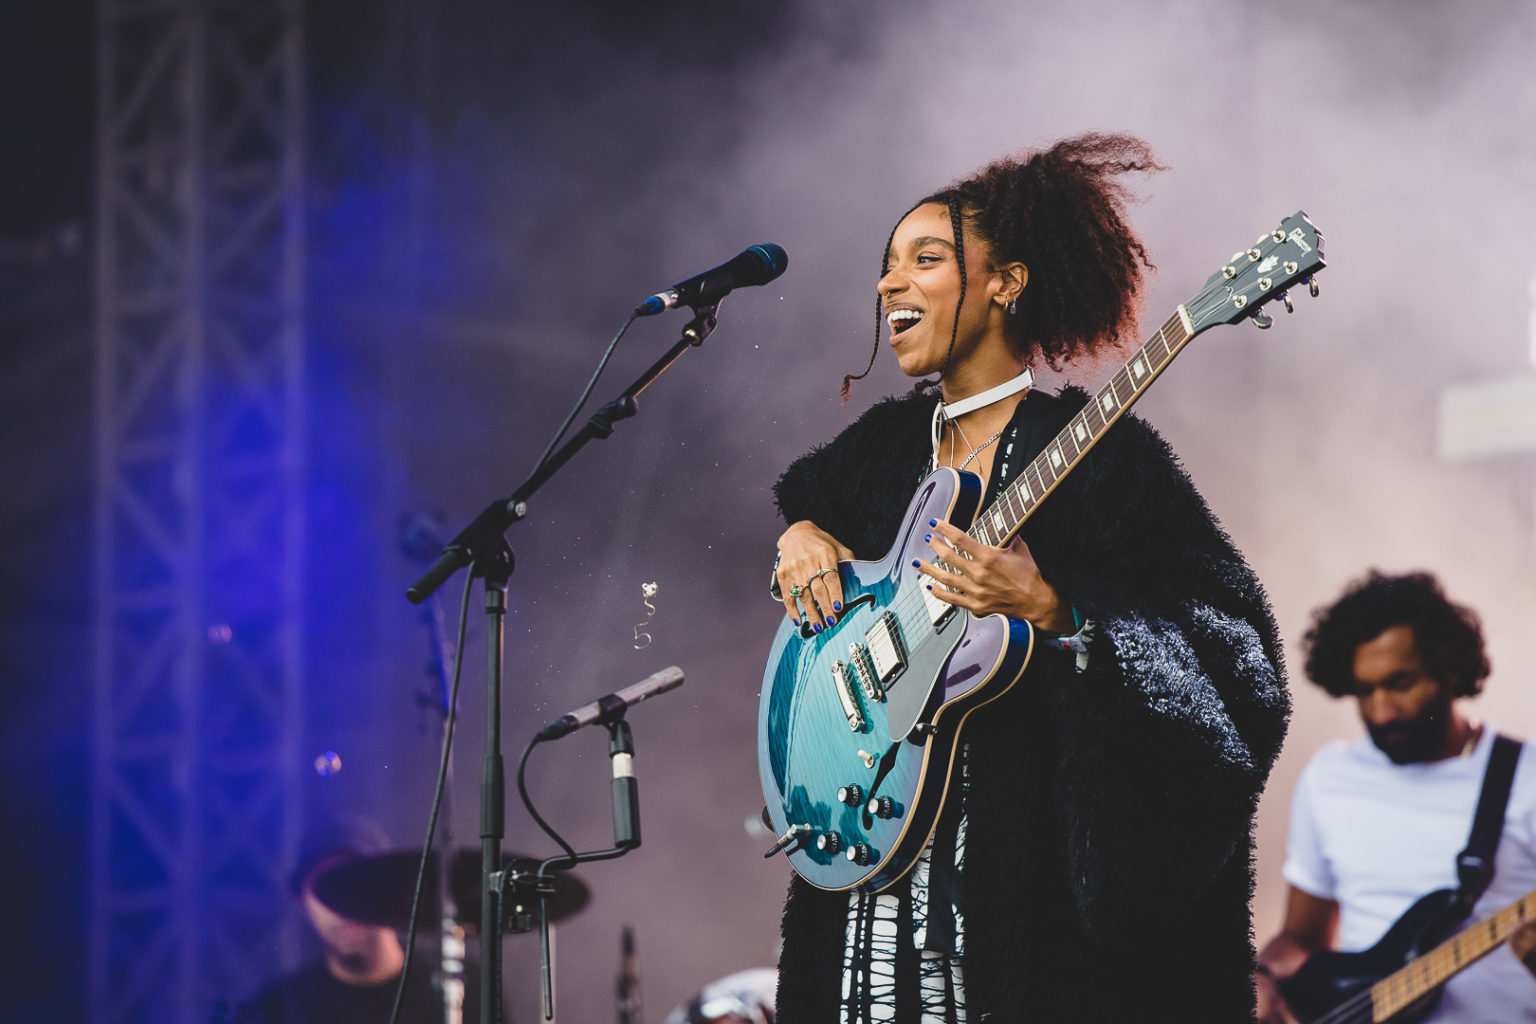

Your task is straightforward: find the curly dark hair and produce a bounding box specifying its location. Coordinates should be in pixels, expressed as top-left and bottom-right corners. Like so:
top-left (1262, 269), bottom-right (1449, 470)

top-left (843, 132), bottom-right (1162, 399)
top-left (1302, 570), bottom-right (1490, 699)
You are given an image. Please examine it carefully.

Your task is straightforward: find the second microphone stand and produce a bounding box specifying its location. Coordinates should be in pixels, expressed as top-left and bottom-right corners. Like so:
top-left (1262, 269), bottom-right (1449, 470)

top-left (408, 304), bottom-right (719, 1024)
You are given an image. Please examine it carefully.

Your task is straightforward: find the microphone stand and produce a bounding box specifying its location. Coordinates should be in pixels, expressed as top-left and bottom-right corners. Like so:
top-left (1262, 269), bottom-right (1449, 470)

top-left (503, 714), bottom-right (644, 1021)
top-left (406, 303), bottom-right (720, 1024)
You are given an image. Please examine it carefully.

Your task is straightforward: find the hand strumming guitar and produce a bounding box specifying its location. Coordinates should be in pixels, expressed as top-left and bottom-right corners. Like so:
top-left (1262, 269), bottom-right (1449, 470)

top-left (1511, 917), bottom-right (1536, 977)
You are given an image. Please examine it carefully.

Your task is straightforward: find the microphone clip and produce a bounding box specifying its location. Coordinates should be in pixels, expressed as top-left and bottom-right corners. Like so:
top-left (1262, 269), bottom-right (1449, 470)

top-left (608, 717), bottom-right (641, 850)
top-left (681, 302), bottom-right (718, 347)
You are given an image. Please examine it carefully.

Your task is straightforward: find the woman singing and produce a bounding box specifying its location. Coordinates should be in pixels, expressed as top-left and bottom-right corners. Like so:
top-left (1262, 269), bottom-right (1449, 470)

top-left (769, 133), bottom-right (1290, 1024)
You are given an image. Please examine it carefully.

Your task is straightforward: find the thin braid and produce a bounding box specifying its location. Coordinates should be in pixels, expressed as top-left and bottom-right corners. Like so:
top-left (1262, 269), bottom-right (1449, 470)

top-left (842, 207), bottom-right (912, 402)
top-left (939, 196), bottom-right (966, 381)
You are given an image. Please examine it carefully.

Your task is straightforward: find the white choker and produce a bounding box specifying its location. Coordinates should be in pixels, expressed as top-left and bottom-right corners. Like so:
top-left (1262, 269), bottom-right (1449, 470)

top-left (930, 368), bottom-right (1034, 470)
top-left (939, 368), bottom-right (1035, 420)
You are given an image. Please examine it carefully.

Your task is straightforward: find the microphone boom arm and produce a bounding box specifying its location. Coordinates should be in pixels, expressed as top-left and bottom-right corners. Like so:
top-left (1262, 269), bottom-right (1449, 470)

top-left (407, 304), bottom-right (718, 605)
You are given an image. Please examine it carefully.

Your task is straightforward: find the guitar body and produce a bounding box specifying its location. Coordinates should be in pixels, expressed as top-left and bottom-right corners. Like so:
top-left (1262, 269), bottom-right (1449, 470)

top-left (1280, 888), bottom-right (1466, 1024)
top-left (757, 468), bottom-right (1036, 892)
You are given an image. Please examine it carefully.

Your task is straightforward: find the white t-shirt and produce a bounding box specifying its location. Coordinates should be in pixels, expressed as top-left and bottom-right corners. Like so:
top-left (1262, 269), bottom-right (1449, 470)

top-left (1284, 728), bottom-right (1536, 1022)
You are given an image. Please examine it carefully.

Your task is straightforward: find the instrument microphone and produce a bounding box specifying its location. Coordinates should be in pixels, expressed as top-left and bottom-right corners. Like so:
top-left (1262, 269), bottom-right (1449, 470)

top-left (536, 666), bottom-right (684, 740)
top-left (635, 244), bottom-right (787, 316)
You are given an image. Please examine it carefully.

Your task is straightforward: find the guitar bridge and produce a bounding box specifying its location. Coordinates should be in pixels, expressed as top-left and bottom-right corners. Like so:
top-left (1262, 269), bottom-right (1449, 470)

top-left (829, 660), bottom-right (866, 732)
top-left (848, 642), bottom-right (884, 702)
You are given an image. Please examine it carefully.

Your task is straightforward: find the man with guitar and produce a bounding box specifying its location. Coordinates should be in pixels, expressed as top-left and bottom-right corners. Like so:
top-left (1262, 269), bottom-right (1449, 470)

top-left (765, 134), bottom-right (1291, 1023)
top-left (1255, 571), bottom-right (1536, 1023)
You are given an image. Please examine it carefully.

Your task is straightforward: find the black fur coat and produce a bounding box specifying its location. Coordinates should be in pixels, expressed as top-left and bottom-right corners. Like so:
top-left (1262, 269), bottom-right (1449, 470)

top-left (771, 386), bottom-right (1290, 1024)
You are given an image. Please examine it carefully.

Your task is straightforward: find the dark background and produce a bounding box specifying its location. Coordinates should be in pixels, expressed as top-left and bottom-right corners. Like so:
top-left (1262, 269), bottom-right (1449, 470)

top-left (4, 1), bottom-right (1536, 1021)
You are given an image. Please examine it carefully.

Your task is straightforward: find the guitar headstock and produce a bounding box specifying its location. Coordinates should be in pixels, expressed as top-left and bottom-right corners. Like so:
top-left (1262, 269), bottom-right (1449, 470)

top-left (1185, 211), bottom-right (1325, 333)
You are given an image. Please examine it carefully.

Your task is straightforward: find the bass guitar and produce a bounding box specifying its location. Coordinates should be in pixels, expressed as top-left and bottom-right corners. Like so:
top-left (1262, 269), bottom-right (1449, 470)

top-left (757, 211), bottom-right (1325, 892)
top-left (1280, 885), bottom-right (1536, 1023)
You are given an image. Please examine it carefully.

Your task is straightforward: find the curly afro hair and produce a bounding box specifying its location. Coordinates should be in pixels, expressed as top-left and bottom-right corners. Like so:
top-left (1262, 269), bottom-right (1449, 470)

top-left (843, 132), bottom-right (1162, 399)
top-left (1302, 570), bottom-right (1490, 699)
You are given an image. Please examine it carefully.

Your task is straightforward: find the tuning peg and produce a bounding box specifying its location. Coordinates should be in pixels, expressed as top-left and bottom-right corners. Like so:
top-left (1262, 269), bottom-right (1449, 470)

top-left (1279, 291), bottom-right (1293, 313)
top-left (1251, 308), bottom-right (1274, 329)
top-left (1304, 276), bottom-right (1319, 298)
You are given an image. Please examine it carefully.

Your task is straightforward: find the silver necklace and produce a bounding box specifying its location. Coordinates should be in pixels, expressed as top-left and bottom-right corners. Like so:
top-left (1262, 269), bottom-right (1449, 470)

top-left (929, 368), bottom-right (1034, 472)
top-left (950, 417), bottom-right (1005, 471)
top-left (956, 427), bottom-right (1005, 471)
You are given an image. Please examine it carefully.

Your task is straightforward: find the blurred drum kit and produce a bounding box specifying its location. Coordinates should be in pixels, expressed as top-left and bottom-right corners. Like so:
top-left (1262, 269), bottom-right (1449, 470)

top-left (305, 846), bottom-right (771, 1024)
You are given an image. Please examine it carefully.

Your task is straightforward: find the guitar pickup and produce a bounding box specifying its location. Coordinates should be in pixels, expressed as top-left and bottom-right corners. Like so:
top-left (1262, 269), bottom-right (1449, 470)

top-left (864, 611), bottom-right (906, 688)
top-left (829, 660), bottom-right (866, 732)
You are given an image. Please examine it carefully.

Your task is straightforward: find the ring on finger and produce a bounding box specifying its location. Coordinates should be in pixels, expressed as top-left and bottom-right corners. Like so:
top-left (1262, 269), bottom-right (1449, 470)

top-left (789, 584), bottom-right (802, 597)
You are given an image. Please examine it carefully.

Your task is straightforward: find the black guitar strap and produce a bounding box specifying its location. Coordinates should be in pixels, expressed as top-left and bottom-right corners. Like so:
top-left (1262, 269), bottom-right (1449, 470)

top-left (1454, 732), bottom-right (1522, 910)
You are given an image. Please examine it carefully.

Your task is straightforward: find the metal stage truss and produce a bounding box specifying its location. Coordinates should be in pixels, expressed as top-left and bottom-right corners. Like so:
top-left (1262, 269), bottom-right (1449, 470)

top-left (91, 1), bottom-right (306, 1021)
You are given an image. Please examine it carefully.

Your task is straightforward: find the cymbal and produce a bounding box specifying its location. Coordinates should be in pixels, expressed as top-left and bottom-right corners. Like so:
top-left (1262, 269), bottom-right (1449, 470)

top-left (312, 849), bottom-right (591, 933)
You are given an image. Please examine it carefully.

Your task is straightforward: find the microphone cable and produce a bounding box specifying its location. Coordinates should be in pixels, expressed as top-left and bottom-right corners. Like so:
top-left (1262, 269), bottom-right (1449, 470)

top-left (531, 311), bottom-right (640, 476)
top-left (389, 565), bottom-right (475, 1024)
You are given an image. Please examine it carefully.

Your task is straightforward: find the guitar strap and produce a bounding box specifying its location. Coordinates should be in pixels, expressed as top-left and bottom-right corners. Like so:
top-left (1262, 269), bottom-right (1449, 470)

top-left (1454, 732), bottom-right (1522, 910)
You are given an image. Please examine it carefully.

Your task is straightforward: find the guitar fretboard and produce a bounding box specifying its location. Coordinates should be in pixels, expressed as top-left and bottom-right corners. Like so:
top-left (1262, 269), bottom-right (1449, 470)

top-left (1371, 887), bottom-right (1536, 1021)
top-left (967, 306), bottom-right (1195, 548)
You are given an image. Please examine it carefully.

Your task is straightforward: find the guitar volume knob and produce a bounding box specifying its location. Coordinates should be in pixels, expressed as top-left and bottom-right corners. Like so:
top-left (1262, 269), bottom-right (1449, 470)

top-left (816, 832), bottom-right (842, 855)
top-left (837, 784), bottom-right (864, 806)
top-left (867, 795), bottom-right (896, 819)
top-left (846, 843), bottom-right (873, 866)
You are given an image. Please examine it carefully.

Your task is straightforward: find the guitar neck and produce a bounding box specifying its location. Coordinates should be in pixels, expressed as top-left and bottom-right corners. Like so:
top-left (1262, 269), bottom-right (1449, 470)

top-left (968, 305), bottom-right (1196, 548)
top-left (1370, 887), bottom-right (1536, 1021)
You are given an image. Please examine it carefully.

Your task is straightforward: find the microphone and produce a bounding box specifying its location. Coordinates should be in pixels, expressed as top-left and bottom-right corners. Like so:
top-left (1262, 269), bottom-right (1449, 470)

top-left (536, 666), bottom-right (684, 740)
top-left (635, 243), bottom-right (787, 315)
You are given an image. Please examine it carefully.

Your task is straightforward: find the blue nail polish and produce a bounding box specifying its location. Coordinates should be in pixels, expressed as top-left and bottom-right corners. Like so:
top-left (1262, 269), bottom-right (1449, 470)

top-left (792, 618), bottom-right (800, 627)
top-left (833, 601), bottom-right (842, 611)
top-left (912, 559), bottom-right (922, 568)
top-left (924, 533), bottom-right (931, 542)
top-left (928, 519), bottom-right (937, 527)
top-left (826, 615), bottom-right (836, 627)
top-left (813, 623), bottom-right (822, 633)
top-left (926, 584), bottom-right (933, 591)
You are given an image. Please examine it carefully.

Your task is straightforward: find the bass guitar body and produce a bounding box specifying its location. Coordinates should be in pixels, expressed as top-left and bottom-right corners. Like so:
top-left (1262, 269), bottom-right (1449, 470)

top-left (757, 467), bottom-right (1035, 893)
top-left (1280, 888), bottom-right (1465, 1024)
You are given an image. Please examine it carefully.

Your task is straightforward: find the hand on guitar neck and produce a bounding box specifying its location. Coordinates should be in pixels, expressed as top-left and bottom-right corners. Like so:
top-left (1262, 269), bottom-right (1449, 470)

top-left (916, 518), bottom-right (1075, 634)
